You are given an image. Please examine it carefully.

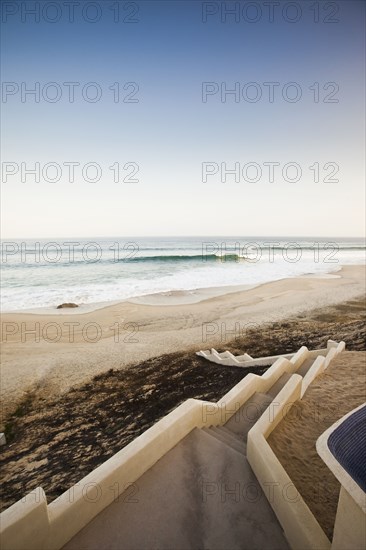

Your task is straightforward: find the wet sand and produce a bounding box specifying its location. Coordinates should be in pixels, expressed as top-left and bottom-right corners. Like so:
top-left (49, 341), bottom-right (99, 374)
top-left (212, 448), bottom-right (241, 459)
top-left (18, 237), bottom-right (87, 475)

top-left (1, 265), bottom-right (365, 424)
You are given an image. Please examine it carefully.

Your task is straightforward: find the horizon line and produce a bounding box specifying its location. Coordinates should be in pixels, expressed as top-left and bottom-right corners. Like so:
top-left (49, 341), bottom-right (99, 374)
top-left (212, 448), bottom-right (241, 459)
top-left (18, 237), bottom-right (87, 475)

top-left (1, 234), bottom-right (365, 241)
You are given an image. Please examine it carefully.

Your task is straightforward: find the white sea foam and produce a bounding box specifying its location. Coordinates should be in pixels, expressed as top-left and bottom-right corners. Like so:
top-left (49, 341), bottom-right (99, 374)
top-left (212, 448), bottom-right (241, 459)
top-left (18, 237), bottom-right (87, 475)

top-left (1, 237), bottom-right (364, 311)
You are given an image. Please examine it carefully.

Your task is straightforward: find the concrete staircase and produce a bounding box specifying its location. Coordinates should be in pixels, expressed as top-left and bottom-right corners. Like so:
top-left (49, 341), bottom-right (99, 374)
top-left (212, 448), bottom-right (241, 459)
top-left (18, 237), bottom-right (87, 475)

top-left (296, 356), bottom-right (320, 377)
top-left (223, 392), bottom-right (274, 438)
top-left (63, 348), bottom-right (338, 550)
top-left (64, 427), bottom-right (289, 550)
top-left (0, 340), bottom-right (345, 550)
top-left (1, 342), bottom-right (347, 550)
top-left (63, 381), bottom-right (302, 549)
top-left (202, 426), bottom-right (247, 455)
top-left (196, 341), bottom-right (336, 368)
top-left (266, 372), bottom-right (293, 398)
top-left (196, 348), bottom-right (295, 367)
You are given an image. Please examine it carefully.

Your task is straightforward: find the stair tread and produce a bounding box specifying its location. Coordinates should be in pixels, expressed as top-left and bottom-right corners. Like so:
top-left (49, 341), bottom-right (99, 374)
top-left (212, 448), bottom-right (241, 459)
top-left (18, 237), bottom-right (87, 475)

top-left (211, 427), bottom-right (247, 449)
top-left (296, 357), bottom-right (316, 377)
top-left (266, 373), bottom-right (292, 398)
top-left (204, 427), bottom-right (247, 455)
top-left (63, 428), bottom-right (290, 550)
top-left (218, 425), bottom-right (245, 441)
top-left (223, 392), bottom-right (273, 437)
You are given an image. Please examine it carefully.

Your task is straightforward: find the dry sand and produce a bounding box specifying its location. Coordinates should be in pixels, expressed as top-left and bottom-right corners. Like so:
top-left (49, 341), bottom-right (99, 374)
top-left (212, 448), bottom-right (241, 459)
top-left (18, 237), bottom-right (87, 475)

top-left (268, 351), bottom-right (366, 540)
top-left (0, 294), bottom-right (365, 511)
top-left (1, 265), bottom-right (365, 423)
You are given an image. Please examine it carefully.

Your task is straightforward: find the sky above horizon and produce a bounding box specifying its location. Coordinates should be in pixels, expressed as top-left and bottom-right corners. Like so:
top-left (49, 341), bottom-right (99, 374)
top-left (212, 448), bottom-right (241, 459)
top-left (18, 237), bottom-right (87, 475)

top-left (1, 0), bottom-right (365, 238)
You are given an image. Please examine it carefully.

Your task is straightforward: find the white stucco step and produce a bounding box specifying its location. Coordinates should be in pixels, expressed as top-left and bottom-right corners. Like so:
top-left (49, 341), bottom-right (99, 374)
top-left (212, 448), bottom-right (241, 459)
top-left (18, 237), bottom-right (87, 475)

top-left (203, 426), bottom-right (247, 455)
top-left (266, 372), bottom-right (293, 399)
top-left (63, 428), bottom-right (289, 550)
top-left (296, 356), bottom-right (317, 377)
top-left (224, 392), bottom-right (274, 438)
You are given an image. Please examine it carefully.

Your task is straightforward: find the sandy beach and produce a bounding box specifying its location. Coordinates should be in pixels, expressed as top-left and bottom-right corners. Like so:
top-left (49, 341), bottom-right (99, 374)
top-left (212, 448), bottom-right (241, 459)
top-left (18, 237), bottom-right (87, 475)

top-left (268, 351), bottom-right (366, 539)
top-left (0, 271), bottom-right (365, 511)
top-left (3, 5), bottom-right (365, 547)
top-left (1, 265), bottom-right (365, 424)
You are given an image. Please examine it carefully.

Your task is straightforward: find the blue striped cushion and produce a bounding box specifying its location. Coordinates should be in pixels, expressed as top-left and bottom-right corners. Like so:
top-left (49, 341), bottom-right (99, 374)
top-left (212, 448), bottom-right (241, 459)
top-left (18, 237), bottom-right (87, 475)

top-left (328, 404), bottom-right (366, 492)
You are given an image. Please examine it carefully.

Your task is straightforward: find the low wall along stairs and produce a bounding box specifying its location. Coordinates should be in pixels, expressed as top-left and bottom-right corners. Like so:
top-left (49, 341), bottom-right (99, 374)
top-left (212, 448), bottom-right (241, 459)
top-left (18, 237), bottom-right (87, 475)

top-left (2, 340), bottom-right (364, 550)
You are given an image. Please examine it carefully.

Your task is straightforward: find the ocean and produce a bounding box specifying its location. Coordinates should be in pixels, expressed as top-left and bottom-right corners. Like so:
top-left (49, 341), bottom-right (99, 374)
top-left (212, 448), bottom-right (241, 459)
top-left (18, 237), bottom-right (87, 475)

top-left (1, 236), bottom-right (365, 312)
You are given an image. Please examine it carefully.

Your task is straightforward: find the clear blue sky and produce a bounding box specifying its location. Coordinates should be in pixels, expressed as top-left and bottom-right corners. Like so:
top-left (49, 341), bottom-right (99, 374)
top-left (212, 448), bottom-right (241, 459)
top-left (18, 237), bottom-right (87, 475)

top-left (1, 0), bottom-right (365, 237)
